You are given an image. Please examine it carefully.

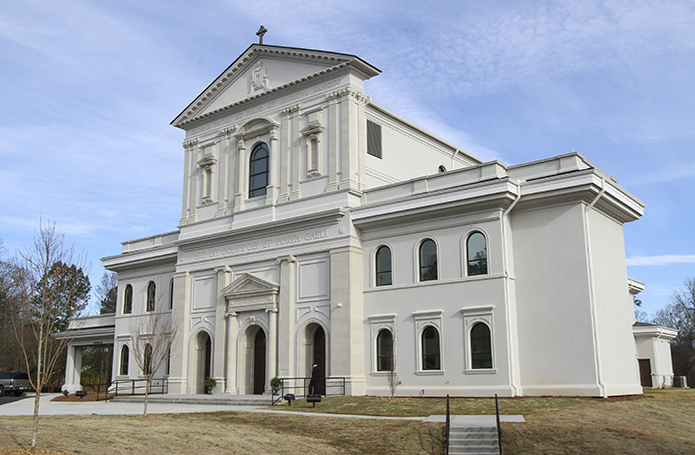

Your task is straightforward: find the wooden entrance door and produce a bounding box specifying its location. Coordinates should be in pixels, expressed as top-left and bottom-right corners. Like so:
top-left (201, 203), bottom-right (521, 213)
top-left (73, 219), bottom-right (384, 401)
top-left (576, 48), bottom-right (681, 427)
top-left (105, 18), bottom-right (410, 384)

top-left (638, 359), bottom-right (652, 387)
top-left (253, 329), bottom-right (266, 395)
top-left (313, 327), bottom-right (326, 395)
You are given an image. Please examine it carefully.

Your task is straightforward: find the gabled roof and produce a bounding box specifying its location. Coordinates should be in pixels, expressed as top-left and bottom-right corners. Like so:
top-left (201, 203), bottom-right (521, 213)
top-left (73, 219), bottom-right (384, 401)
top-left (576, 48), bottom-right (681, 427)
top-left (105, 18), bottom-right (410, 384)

top-left (171, 44), bottom-right (381, 129)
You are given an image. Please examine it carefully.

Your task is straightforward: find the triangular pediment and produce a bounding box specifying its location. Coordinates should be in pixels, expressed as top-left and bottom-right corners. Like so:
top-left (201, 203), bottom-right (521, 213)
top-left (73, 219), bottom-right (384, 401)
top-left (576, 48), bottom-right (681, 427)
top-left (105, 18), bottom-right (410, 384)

top-left (221, 272), bottom-right (279, 299)
top-left (172, 44), bottom-right (380, 128)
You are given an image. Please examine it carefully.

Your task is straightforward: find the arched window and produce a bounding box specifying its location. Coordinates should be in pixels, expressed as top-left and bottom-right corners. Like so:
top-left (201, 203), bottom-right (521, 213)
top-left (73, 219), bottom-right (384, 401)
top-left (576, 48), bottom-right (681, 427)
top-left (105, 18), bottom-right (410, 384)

top-left (467, 232), bottom-right (488, 276)
top-left (146, 281), bottom-right (156, 312)
top-left (169, 279), bottom-right (174, 310)
top-left (120, 345), bottom-right (129, 376)
top-left (438, 165), bottom-right (447, 173)
top-left (249, 143), bottom-right (269, 198)
top-left (421, 326), bottom-right (441, 370)
top-left (471, 323), bottom-right (492, 369)
top-left (376, 329), bottom-right (393, 371)
top-left (419, 239), bottom-right (438, 281)
top-left (375, 246), bottom-right (392, 286)
top-left (123, 284), bottom-right (133, 314)
top-left (143, 344), bottom-right (153, 376)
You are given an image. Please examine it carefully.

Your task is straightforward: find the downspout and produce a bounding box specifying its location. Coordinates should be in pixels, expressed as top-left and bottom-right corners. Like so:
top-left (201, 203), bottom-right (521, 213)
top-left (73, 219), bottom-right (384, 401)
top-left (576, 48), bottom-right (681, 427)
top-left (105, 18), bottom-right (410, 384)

top-left (585, 178), bottom-right (607, 398)
top-left (451, 149), bottom-right (459, 170)
top-left (502, 180), bottom-right (522, 396)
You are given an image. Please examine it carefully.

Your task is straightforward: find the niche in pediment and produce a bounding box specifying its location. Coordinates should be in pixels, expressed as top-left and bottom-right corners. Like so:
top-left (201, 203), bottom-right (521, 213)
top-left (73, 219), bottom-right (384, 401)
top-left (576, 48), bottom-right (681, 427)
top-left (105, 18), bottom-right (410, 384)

top-left (222, 272), bottom-right (279, 313)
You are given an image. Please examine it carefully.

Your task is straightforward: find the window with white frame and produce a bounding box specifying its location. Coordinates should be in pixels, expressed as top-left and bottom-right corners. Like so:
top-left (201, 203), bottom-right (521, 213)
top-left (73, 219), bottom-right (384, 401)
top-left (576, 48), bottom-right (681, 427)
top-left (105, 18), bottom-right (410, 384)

top-left (368, 314), bottom-right (396, 374)
top-left (466, 231), bottom-right (488, 276)
top-left (461, 305), bottom-right (496, 373)
top-left (375, 245), bottom-right (392, 286)
top-left (146, 281), bottom-right (156, 312)
top-left (418, 239), bottom-right (438, 282)
top-left (120, 345), bottom-right (129, 376)
top-left (123, 284), bottom-right (133, 314)
top-left (413, 309), bottom-right (444, 373)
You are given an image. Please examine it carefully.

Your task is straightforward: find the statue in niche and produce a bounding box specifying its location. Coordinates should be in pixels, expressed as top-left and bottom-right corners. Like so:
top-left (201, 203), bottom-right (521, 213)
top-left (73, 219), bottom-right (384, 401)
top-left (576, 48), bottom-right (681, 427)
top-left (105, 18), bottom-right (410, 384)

top-left (250, 63), bottom-right (270, 95)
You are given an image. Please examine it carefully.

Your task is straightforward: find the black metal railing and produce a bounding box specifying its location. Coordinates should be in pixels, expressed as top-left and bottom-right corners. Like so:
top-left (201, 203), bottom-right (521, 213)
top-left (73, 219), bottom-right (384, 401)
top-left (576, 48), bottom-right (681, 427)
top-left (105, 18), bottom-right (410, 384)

top-left (495, 393), bottom-right (502, 455)
top-left (271, 376), bottom-right (346, 405)
top-left (445, 394), bottom-right (451, 455)
top-left (111, 378), bottom-right (168, 398)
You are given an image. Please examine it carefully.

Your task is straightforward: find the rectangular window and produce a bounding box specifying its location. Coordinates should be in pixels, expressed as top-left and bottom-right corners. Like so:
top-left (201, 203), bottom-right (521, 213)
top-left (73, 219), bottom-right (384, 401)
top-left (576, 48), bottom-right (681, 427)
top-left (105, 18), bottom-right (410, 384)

top-left (367, 120), bottom-right (382, 158)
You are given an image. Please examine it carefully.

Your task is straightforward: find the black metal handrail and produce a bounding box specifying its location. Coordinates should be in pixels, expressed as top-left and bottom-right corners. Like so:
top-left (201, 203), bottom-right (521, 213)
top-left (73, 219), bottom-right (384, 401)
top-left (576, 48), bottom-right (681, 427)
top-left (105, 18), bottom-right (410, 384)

top-left (111, 378), bottom-right (168, 398)
top-left (495, 394), bottom-right (502, 455)
top-left (445, 394), bottom-right (450, 455)
top-left (271, 376), bottom-right (346, 405)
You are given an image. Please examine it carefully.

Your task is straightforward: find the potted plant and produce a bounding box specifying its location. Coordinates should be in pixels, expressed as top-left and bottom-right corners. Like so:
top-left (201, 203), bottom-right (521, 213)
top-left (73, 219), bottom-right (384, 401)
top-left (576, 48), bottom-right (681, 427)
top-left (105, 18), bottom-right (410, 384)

top-left (270, 376), bottom-right (282, 393)
top-left (204, 376), bottom-right (217, 395)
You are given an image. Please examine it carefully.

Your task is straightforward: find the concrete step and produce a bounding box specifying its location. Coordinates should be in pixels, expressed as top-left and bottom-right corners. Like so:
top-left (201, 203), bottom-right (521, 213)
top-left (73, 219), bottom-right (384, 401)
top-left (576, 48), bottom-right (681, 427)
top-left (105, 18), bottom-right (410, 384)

top-left (448, 425), bottom-right (499, 455)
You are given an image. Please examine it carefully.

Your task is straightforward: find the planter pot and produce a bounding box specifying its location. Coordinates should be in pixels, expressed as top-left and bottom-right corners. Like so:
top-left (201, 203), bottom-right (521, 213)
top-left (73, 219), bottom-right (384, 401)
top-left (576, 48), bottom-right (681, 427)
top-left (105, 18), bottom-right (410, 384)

top-left (205, 386), bottom-right (213, 395)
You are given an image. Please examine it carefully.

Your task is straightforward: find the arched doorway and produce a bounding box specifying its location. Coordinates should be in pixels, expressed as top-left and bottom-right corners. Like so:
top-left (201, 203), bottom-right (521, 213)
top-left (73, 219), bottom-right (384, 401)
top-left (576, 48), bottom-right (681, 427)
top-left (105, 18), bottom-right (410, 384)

top-left (193, 331), bottom-right (212, 394)
top-left (253, 329), bottom-right (266, 395)
top-left (313, 326), bottom-right (326, 395)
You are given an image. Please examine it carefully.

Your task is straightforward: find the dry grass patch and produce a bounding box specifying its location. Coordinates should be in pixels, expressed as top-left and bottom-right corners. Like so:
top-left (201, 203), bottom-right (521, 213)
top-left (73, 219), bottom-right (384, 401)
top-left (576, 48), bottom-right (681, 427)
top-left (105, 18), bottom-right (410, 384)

top-left (0, 412), bottom-right (443, 455)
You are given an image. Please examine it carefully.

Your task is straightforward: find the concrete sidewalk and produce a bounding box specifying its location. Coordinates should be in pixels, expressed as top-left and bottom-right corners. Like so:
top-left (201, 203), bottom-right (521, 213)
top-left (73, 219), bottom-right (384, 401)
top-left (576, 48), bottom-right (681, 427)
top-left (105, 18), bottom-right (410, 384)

top-left (0, 393), bottom-right (524, 426)
top-left (0, 393), bottom-right (262, 416)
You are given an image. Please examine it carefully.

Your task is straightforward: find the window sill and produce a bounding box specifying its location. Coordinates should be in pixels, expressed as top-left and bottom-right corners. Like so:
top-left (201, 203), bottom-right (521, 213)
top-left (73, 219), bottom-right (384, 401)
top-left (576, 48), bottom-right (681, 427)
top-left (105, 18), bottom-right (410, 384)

top-left (370, 371), bottom-right (399, 376)
top-left (415, 370), bottom-right (445, 376)
top-left (464, 368), bottom-right (497, 375)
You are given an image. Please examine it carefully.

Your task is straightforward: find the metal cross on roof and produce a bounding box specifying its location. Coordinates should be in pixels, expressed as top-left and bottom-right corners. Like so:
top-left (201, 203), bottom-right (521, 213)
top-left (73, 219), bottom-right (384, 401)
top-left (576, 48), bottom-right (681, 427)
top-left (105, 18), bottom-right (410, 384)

top-left (256, 24), bottom-right (268, 45)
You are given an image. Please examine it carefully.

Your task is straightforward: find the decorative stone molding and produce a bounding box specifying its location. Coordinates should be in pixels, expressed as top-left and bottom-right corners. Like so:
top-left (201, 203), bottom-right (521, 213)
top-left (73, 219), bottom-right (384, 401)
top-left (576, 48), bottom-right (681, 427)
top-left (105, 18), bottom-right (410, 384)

top-left (281, 104), bottom-right (301, 117)
top-left (249, 62), bottom-right (271, 95)
top-left (221, 273), bottom-right (279, 313)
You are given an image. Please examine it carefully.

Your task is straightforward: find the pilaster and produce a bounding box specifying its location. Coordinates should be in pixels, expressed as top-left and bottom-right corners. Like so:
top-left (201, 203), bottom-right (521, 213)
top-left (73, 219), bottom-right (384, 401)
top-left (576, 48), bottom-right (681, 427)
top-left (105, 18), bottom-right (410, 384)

top-left (329, 245), bottom-right (366, 395)
top-left (278, 109), bottom-right (291, 202)
top-left (326, 93), bottom-right (339, 192)
top-left (180, 139), bottom-right (197, 225)
top-left (234, 134), bottom-right (247, 210)
top-left (276, 255), bottom-right (297, 377)
top-left (213, 266), bottom-right (231, 393)
top-left (225, 312), bottom-right (238, 394)
top-left (289, 104), bottom-right (302, 200)
top-left (266, 125), bottom-right (280, 203)
top-left (169, 271), bottom-right (191, 393)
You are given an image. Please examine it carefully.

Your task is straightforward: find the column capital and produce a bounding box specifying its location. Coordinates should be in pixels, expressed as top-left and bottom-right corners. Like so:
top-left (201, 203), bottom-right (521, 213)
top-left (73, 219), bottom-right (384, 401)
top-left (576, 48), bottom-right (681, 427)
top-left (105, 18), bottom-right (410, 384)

top-left (276, 254), bottom-right (297, 264)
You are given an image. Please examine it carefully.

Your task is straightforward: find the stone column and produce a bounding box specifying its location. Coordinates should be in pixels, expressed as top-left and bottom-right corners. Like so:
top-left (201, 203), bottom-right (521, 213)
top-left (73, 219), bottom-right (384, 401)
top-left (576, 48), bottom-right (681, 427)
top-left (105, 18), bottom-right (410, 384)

top-left (339, 90), bottom-right (357, 190)
top-left (62, 344), bottom-right (83, 393)
top-left (278, 109), bottom-right (291, 202)
top-left (189, 140), bottom-right (200, 222)
top-left (289, 104), bottom-right (302, 200)
top-left (180, 139), bottom-right (197, 224)
top-left (234, 134), bottom-right (247, 210)
top-left (329, 245), bottom-right (366, 395)
top-left (266, 125), bottom-right (280, 203)
top-left (267, 308), bottom-right (278, 385)
top-left (225, 312), bottom-right (238, 394)
top-left (326, 93), bottom-right (339, 192)
top-left (215, 133), bottom-right (227, 217)
top-left (276, 255), bottom-right (297, 377)
top-left (213, 266), bottom-right (231, 393)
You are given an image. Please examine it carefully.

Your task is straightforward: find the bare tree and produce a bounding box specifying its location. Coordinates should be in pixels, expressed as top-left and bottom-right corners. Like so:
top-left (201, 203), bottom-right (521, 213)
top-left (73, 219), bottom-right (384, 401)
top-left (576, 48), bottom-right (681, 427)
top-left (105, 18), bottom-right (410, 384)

top-left (129, 305), bottom-right (178, 418)
top-left (654, 278), bottom-right (695, 387)
top-left (10, 222), bottom-right (90, 450)
top-left (386, 331), bottom-right (398, 400)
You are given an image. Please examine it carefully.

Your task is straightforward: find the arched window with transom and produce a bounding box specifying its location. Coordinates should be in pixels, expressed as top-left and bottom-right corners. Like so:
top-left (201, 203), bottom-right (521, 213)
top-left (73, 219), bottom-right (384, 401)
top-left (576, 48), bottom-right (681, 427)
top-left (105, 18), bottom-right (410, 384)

top-left (375, 245), bottom-right (392, 286)
top-left (123, 284), bottom-right (133, 314)
top-left (421, 326), bottom-right (441, 370)
top-left (467, 232), bottom-right (488, 276)
top-left (249, 143), bottom-right (269, 198)
top-left (146, 281), bottom-right (156, 312)
top-left (470, 322), bottom-right (492, 369)
top-left (376, 329), bottom-right (394, 371)
top-left (419, 239), bottom-right (438, 282)
top-left (120, 345), bottom-right (129, 376)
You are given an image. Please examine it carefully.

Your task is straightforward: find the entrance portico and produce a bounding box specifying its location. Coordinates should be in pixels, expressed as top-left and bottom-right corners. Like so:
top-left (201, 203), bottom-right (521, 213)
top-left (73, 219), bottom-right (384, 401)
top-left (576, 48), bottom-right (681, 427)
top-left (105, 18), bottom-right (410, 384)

top-left (58, 314), bottom-right (116, 393)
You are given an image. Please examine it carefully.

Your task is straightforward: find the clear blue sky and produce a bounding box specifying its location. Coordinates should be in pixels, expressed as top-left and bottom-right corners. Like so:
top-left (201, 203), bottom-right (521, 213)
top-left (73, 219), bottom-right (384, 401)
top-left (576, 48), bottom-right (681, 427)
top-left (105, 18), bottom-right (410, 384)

top-left (1, 1), bottom-right (693, 318)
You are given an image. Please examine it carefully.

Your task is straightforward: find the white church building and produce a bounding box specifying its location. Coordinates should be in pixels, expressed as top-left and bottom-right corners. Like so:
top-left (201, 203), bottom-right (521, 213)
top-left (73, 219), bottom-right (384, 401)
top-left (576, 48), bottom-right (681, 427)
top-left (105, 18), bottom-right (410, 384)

top-left (63, 42), bottom-right (676, 398)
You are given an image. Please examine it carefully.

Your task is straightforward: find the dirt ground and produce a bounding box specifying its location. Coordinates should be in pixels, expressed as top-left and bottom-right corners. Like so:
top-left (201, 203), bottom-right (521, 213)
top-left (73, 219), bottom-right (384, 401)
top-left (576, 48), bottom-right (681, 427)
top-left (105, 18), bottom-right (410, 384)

top-left (0, 411), bottom-right (444, 455)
